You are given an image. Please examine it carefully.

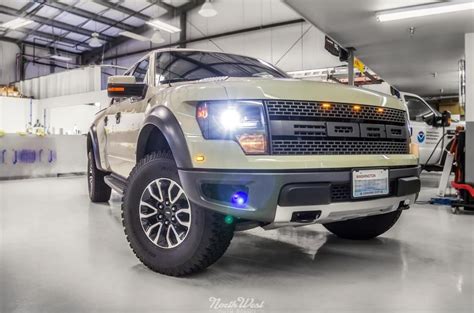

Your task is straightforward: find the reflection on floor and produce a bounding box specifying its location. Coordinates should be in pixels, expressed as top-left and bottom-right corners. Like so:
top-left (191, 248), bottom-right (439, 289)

top-left (0, 174), bottom-right (473, 313)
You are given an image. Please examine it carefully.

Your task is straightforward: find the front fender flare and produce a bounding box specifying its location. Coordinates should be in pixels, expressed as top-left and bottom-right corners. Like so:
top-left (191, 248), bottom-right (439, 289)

top-left (137, 106), bottom-right (193, 169)
top-left (88, 127), bottom-right (105, 171)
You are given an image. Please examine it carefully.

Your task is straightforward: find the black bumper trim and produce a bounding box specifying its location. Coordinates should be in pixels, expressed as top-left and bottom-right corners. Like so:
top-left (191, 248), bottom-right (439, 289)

top-left (396, 177), bottom-right (421, 197)
top-left (178, 166), bottom-right (421, 223)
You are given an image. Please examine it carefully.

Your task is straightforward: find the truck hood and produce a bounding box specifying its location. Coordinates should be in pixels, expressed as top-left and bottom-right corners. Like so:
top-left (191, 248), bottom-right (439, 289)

top-left (207, 77), bottom-right (404, 110)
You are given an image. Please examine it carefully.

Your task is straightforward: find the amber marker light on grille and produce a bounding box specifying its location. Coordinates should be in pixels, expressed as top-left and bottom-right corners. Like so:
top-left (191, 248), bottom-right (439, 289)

top-left (353, 105), bottom-right (362, 112)
top-left (321, 103), bottom-right (332, 110)
top-left (195, 154), bottom-right (206, 162)
top-left (108, 87), bottom-right (124, 92)
top-left (237, 134), bottom-right (267, 154)
top-left (377, 107), bottom-right (384, 113)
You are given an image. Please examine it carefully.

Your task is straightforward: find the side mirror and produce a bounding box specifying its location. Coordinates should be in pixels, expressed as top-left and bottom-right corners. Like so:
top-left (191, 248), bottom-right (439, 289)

top-left (423, 111), bottom-right (451, 127)
top-left (441, 110), bottom-right (451, 127)
top-left (422, 113), bottom-right (436, 126)
top-left (107, 75), bottom-right (147, 99)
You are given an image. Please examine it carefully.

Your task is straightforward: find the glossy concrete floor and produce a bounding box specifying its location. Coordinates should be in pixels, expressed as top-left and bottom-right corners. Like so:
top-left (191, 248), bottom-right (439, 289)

top-left (1, 174), bottom-right (473, 313)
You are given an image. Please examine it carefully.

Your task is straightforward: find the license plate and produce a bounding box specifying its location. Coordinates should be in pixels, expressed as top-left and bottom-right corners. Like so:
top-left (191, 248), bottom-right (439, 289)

top-left (352, 169), bottom-right (389, 198)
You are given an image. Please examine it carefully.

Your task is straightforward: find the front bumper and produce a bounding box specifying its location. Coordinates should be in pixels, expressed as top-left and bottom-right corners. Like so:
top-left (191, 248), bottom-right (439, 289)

top-left (178, 166), bottom-right (421, 223)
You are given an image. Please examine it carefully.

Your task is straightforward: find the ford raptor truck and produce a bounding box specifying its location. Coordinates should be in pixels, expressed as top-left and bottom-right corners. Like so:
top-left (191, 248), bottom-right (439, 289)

top-left (87, 49), bottom-right (421, 276)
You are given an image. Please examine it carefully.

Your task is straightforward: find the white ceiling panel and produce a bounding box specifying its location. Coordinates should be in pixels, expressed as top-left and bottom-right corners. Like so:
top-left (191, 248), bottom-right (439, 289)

top-left (75, 1), bottom-right (109, 14)
top-left (82, 20), bottom-right (111, 32)
top-left (140, 6), bottom-right (168, 18)
top-left (0, 0), bottom-right (32, 10)
top-left (38, 25), bottom-right (68, 36)
top-left (0, 13), bottom-right (41, 28)
top-left (19, 21), bottom-right (41, 31)
top-left (120, 0), bottom-right (150, 11)
top-left (101, 9), bottom-right (129, 21)
top-left (122, 16), bottom-right (147, 27)
top-left (65, 32), bottom-right (90, 42)
top-left (55, 12), bottom-right (89, 26)
top-left (0, 13), bottom-right (15, 24)
top-left (101, 27), bottom-right (122, 37)
top-left (35, 6), bottom-right (62, 18)
top-left (3, 30), bottom-right (25, 39)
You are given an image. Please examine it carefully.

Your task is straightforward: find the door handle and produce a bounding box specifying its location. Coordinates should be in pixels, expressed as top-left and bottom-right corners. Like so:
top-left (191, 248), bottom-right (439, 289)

top-left (115, 112), bottom-right (121, 124)
top-left (104, 116), bottom-right (108, 126)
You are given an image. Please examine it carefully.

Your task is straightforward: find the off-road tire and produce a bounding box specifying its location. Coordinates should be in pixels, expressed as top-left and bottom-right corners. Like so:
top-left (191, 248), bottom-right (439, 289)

top-left (122, 151), bottom-right (235, 276)
top-left (323, 210), bottom-right (402, 240)
top-left (88, 151), bottom-right (111, 202)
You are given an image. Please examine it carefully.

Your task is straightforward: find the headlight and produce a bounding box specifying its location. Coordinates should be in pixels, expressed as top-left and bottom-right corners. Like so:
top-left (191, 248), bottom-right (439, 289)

top-left (196, 100), bottom-right (268, 154)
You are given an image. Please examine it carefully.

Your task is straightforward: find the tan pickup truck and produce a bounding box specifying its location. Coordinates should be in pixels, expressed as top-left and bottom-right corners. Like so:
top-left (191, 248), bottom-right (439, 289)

top-left (87, 49), bottom-right (420, 276)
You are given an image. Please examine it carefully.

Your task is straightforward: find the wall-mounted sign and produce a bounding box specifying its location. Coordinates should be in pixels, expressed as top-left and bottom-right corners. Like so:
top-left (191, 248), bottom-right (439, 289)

top-left (324, 36), bottom-right (341, 57)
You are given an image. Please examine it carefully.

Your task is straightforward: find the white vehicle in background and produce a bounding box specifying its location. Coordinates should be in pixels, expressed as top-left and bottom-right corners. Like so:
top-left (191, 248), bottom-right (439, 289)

top-left (397, 91), bottom-right (461, 170)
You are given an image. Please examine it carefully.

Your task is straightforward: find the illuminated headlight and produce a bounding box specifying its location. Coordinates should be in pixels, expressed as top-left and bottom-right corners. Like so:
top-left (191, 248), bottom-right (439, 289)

top-left (196, 100), bottom-right (268, 154)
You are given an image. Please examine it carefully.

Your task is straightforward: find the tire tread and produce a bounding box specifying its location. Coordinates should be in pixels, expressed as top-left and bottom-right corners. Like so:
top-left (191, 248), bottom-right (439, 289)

top-left (121, 151), bottom-right (234, 276)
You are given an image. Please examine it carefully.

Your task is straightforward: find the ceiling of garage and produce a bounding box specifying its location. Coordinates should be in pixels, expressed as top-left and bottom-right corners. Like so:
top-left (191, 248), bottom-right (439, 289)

top-left (284, 0), bottom-right (474, 96)
top-left (0, 0), bottom-right (200, 55)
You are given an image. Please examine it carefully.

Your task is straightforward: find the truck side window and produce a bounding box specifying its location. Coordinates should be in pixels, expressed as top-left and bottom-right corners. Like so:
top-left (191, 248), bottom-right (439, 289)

top-left (132, 58), bottom-right (149, 83)
top-left (405, 96), bottom-right (434, 122)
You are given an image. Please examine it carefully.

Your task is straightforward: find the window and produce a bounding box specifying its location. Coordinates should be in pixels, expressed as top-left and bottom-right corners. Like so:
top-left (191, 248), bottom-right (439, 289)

top-left (132, 58), bottom-right (149, 83)
top-left (405, 96), bottom-right (436, 122)
top-left (155, 51), bottom-right (288, 85)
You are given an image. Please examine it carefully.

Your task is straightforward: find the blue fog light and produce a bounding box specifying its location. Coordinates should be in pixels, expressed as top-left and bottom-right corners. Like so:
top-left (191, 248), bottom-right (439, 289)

top-left (231, 191), bottom-right (248, 208)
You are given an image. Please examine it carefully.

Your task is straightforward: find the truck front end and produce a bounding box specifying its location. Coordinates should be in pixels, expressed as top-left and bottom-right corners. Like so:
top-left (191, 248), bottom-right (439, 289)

top-left (174, 78), bottom-right (420, 228)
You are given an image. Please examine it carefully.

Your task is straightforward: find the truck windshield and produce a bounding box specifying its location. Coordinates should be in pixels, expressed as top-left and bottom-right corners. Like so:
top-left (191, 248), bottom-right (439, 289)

top-left (155, 51), bottom-right (289, 84)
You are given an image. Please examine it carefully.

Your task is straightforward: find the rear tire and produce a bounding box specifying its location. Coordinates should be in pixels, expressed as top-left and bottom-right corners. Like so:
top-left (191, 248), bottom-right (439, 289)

top-left (122, 152), bottom-right (234, 276)
top-left (323, 210), bottom-right (402, 240)
top-left (87, 151), bottom-right (111, 203)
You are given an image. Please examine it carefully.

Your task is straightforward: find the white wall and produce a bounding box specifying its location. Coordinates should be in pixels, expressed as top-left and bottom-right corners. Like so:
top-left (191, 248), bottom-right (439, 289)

top-left (0, 90), bottom-right (107, 134)
top-left (0, 40), bottom-right (20, 84)
top-left (48, 104), bottom-right (99, 135)
top-left (17, 66), bottom-right (102, 99)
top-left (0, 97), bottom-right (39, 133)
top-left (103, 0), bottom-right (343, 72)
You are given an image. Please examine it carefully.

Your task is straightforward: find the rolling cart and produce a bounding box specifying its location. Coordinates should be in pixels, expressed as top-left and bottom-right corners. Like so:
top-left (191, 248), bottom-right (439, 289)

top-left (449, 128), bottom-right (474, 214)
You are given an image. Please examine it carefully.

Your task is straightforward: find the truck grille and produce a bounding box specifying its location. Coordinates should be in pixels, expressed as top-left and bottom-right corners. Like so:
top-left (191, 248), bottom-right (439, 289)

top-left (265, 100), bottom-right (410, 155)
top-left (331, 184), bottom-right (352, 202)
top-left (272, 140), bottom-right (409, 155)
top-left (266, 100), bottom-right (406, 124)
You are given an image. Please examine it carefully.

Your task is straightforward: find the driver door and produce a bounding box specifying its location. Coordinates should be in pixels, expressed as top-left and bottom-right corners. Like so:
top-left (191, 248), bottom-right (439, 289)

top-left (105, 57), bottom-right (151, 177)
top-left (404, 95), bottom-right (442, 165)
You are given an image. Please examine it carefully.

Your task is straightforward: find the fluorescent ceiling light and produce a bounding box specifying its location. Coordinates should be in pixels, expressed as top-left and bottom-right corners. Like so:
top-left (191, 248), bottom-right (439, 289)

top-left (146, 19), bottom-right (180, 33)
top-left (377, 0), bottom-right (474, 22)
top-left (0, 17), bottom-right (33, 29)
top-left (119, 31), bottom-right (150, 42)
top-left (199, 0), bottom-right (218, 17)
top-left (48, 55), bottom-right (72, 62)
